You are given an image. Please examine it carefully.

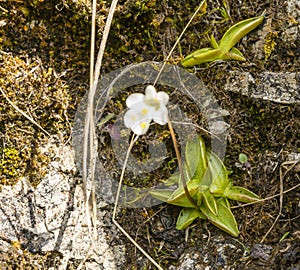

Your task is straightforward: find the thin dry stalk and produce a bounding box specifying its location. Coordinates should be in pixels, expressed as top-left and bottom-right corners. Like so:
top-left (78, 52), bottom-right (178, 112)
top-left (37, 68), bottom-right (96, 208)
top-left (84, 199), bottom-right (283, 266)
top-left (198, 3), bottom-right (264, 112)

top-left (153, 0), bottom-right (207, 86)
top-left (79, 0), bottom-right (119, 268)
top-left (82, 0), bottom-right (119, 200)
top-left (260, 166), bottom-right (284, 243)
top-left (168, 119), bottom-right (198, 208)
top-left (112, 134), bottom-right (164, 270)
top-left (260, 158), bottom-right (300, 243)
top-left (0, 87), bottom-right (50, 137)
top-left (231, 182), bottom-right (300, 209)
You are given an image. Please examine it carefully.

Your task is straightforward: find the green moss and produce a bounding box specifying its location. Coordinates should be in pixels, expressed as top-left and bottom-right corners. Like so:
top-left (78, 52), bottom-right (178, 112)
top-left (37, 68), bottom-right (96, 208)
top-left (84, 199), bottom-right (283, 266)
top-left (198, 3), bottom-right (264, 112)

top-left (0, 148), bottom-right (22, 185)
top-left (0, 242), bottom-right (67, 269)
top-left (0, 53), bottom-right (70, 187)
top-left (264, 31), bottom-right (278, 60)
top-left (0, 1), bottom-right (93, 189)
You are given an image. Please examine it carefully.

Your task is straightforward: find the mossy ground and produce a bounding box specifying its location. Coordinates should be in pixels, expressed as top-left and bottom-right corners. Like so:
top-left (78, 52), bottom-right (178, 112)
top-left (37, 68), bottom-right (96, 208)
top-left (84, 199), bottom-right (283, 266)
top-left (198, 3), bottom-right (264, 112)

top-left (0, 0), bottom-right (299, 269)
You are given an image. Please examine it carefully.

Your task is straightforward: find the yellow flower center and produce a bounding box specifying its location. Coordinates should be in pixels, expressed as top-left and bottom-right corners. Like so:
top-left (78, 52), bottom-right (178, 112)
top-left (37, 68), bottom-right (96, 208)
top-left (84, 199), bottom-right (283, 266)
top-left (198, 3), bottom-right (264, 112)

top-left (140, 122), bottom-right (147, 130)
top-left (141, 108), bottom-right (149, 115)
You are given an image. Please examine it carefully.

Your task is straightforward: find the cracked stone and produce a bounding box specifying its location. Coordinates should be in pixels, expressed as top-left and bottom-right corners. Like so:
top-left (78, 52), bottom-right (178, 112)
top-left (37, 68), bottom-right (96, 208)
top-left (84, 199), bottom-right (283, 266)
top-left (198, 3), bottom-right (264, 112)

top-left (0, 136), bottom-right (124, 269)
top-left (225, 71), bottom-right (300, 104)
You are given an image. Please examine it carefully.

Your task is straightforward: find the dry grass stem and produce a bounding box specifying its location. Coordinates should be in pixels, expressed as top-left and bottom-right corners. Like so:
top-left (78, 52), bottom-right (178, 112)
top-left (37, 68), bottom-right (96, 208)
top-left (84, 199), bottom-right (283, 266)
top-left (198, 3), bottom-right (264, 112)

top-left (112, 134), bottom-right (164, 270)
top-left (168, 119), bottom-right (198, 208)
top-left (80, 0), bottom-right (119, 268)
top-left (153, 0), bottom-right (207, 86)
top-left (260, 158), bottom-right (300, 242)
top-left (232, 181), bottom-right (300, 209)
top-left (0, 87), bottom-right (50, 137)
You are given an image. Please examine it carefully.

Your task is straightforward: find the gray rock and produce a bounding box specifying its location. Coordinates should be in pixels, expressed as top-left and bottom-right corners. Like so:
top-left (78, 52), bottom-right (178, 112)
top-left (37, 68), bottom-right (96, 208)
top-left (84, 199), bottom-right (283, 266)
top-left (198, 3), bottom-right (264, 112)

top-left (0, 136), bottom-right (124, 269)
top-left (225, 71), bottom-right (300, 104)
top-left (250, 243), bottom-right (273, 262)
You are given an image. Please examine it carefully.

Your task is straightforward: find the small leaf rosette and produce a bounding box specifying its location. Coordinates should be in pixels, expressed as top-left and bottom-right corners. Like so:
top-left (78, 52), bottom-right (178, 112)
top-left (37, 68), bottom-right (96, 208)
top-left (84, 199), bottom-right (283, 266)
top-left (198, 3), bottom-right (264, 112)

top-left (124, 85), bottom-right (169, 135)
top-left (150, 135), bottom-right (260, 237)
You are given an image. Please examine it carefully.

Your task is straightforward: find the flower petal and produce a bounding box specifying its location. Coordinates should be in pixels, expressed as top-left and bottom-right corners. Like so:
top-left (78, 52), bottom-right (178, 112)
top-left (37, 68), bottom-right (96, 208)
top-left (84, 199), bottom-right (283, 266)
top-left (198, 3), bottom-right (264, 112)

top-left (126, 93), bottom-right (145, 108)
top-left (131, 119), bottom-right (151, 135)
top-left (130, 102), bottom-right (156, 118)
top-left (157, 91), bottom-right (169, 106)
top-left (124, 86), bottom-right (169, 134)
top-left (153, 106), bottom-right (168, 125)
top-left (124, 109), bottom-right (139, 129)
top-left (124, 108), bottom-right (152, 135)
top-left (145, 85), bottom-right (157, 99)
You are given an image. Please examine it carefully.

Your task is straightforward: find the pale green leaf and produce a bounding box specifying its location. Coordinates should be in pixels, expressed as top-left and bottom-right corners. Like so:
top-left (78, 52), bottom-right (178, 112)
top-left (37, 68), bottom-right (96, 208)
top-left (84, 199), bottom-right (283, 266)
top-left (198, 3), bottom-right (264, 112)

top-left (221, 47), bottom-right (246, 61)
top-left (279, 231), bottom-right (290, 242)
top-left (185, 135), bottom-right (208, 183)
top-left (149, 189), bottom-right (173, 203)
top-left (202, 189), bottom-right (218, 216)
top-left (202, 166), bottom-right (212, 186)
top-left (167, 180), bottom-right (200, 208)
top-left (224, 185), bottom-right (260, 203)
top-left (176, 208), bottom-right (206, 230)
top-left (217, 196), bottom-right (231, 208)
top-left (181, 14), bottom-right (264, 67)
top-left (238, 153), bottom-right (248, 164)
top-left (219, 15), bottom-right (264, 52)
top-left (210, 34), bottom-right (219, 49)
top-left (97, 112), bottom-right (115, 127)
top-left (162, 170), bottom-right (181, 186)
top-left (207, 151), bottom-right (229, 195)
top-left (181, 48), bottom-right (222, 67)
top-left (200, 198), bottom-right (239, 237)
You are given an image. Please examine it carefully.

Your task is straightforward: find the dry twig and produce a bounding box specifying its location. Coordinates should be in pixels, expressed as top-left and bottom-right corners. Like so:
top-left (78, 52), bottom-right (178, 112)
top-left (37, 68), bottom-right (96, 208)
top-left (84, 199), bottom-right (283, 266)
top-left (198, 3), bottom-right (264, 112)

top-left (0, 87), bottom-right (50, 137)
top-left (260, 158), bottom-right (300, 243)
top-left (79, 0), bottom-right (119, 269)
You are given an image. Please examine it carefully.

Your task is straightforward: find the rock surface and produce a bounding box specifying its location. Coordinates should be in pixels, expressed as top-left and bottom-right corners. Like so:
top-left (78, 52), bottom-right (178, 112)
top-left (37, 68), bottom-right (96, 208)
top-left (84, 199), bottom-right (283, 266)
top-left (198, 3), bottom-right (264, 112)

top-left (225, 71), bottom-right (300, 104)
top-left (0, 136), bottom-right (124, 269)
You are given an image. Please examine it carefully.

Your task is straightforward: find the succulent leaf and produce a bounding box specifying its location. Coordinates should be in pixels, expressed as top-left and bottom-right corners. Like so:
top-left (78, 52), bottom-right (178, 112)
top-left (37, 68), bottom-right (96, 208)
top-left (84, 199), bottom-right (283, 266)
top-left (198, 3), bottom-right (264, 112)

top-left (210, 34), bottom-right (219, 49)
top-left (149, 189), bottom-right (174, 203)
top-left (181, 48), bottom-right (222, 67)
top-left (221, 47), bottom-right (246, 61)
top-left (219, 15), bottom-right (264, 52)
top-left (185, 135), bottom-right (208, 183)
top-left (200, 198), bottom-right (239, 237)
top-left (202, 188), bottom-right (218, 216)
top-left (167, 180), bottom-right (200, 208)
top-left (224, 185), bottom-right (260, 203)
top-left (149, 135), bottom-right (260, 237)
top-left (176, 208), bottom-right (206, 230)
top-left (181, 14), bottom-right (264, 67)
top-left (207, 151), bottom-right (229, 195)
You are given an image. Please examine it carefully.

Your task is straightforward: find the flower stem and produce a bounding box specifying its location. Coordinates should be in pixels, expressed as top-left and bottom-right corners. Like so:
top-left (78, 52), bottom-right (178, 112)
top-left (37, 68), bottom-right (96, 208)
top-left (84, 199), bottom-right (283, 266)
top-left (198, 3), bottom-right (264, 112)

top-left (113, 134), bottom-right (138, 220)
top-left (168, 119), bottom-right (198, 208)
top-left (112, 134), bottom-right (164, 270)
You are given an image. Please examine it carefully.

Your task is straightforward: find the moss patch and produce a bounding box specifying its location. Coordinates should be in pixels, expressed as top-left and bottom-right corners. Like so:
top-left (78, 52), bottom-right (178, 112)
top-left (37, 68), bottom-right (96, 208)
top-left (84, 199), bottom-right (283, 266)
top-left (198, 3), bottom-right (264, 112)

top-left (0, 52), bottom-right (70, 187)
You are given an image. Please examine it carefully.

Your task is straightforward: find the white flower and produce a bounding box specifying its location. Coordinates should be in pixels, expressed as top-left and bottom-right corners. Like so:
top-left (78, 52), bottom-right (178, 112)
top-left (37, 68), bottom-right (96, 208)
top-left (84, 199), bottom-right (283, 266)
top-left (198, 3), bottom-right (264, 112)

top-left (124, 85), bottom-right (169, 135)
